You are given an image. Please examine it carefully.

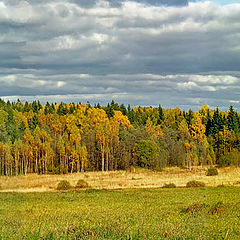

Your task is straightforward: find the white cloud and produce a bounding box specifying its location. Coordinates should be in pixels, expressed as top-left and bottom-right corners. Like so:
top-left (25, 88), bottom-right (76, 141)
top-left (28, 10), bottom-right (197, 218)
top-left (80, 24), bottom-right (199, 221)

top-left (56, 81), bottom-right (66, 88)
top-left (189, 75), bottom-right (239, 84)
top-left (177, 81), bottom-right (199, 90)
top-left (0, 75), bottom-right (17, 84)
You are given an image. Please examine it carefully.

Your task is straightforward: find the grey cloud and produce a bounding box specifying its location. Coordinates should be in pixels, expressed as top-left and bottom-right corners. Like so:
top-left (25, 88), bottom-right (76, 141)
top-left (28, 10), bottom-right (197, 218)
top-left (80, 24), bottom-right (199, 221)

top-left (0, 0), bottom-right (240, 109)
top-left (67, 0), bottom-right (189, 7)
top-left (0, 72), bottom-right (240, 110)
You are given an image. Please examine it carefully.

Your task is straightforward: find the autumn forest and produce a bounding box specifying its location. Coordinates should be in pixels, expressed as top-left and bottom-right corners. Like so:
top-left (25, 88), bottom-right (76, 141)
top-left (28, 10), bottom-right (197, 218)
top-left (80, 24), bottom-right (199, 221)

top-left (0, 99), bottom-right (240, 176)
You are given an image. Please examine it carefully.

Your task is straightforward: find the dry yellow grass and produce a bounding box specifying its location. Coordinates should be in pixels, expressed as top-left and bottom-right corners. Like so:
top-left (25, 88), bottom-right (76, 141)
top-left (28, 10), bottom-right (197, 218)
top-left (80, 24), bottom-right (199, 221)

top-left (0, 167), bottom-right (239, 192)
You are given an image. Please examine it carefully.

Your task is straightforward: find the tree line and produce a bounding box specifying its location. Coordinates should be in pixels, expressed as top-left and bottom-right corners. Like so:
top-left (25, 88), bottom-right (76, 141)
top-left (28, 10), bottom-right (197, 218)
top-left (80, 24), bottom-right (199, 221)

top-left (0, 99), bottom-right (239, 176)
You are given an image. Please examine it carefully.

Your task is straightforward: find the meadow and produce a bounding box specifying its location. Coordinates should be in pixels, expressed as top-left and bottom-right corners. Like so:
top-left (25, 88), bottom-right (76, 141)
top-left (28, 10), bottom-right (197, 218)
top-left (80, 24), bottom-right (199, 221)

top-left (0, 167), bottom-right (240, 192)
top-left (0, 186), bottom-right (240, 239)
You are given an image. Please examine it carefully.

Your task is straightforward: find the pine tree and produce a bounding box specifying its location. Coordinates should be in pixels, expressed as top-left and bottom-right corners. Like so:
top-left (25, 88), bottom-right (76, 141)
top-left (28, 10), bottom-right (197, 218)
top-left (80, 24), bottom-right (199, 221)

top-left (157, 105), bottom-right (164, 124)
top-left (227, 106), bottom-right (239, 133)
top-left (30, 115), bottom-right (39, 130)
top-left (209, 108), bottom-right (224, 136)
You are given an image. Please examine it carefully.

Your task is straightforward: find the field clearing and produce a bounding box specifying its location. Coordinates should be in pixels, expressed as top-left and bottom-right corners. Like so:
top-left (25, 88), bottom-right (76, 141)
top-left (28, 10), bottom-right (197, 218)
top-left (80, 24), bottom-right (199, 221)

top-left (0, 187), bottom-right (240, 239)
top-left (0, 167), bottom-right (240, 192)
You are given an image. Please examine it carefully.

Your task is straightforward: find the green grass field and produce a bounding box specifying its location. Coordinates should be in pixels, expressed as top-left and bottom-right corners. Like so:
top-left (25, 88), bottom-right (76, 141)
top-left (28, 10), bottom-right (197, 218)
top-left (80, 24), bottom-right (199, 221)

top-left (0, 187), bottom-right (240, 239)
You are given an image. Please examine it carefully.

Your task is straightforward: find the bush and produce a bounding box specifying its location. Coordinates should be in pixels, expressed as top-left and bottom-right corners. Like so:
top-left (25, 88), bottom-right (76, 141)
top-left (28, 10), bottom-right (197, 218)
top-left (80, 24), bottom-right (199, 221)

top-left (186, 180), bottom-right (206, 188)
top-left (162, 183), bottom-right (176, 188)
top-left (57, 180), bottom-right (72, 190)
top-left (206, 167), bottom-right (218, 176)
top-left (218, 152), bottom-right (240, 167)
top-left (75, 179), bottom-right (89, 189)
top-left (218, 155), bottom-right (231, 167)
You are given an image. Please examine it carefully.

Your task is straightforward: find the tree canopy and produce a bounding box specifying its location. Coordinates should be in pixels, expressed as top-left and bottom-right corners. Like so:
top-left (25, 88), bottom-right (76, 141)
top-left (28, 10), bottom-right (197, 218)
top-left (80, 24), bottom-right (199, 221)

top-left (0, 99), bottom-right (240, 176)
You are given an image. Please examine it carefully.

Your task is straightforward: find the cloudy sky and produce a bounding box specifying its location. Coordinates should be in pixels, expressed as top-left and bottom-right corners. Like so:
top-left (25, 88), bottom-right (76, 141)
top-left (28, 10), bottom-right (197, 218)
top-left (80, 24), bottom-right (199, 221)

top-left (0, 0), bottom-right (240, 110)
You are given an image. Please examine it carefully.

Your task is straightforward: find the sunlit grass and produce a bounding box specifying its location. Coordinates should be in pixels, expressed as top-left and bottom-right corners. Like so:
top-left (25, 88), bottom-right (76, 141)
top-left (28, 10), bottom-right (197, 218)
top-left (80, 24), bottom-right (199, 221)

top-left (0, 187), bottom-right (240, 239)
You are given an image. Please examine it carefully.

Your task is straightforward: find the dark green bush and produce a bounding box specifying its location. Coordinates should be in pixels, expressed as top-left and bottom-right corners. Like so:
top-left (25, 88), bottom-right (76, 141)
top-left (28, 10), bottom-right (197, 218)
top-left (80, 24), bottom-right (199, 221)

top-left (206, 167), bottom-right (218, 176)
top-left (162, 183), bottom-right (176, 188)
top-left (218, 155), bottom-right (231, 167)
top-left (75, 179), bottom-right (89, 189)
top-left (57, 180), bottom-right (72, 190)
top-left (186, 180), bottom-right (206, 188)
top-left (218, 152), bottom-right (240, 167)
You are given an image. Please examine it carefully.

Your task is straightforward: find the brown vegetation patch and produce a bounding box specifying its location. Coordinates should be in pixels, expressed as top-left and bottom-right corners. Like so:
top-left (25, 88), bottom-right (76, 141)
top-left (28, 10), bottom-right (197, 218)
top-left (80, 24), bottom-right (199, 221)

top-left (208, 201), bottom-right (228, 215)
top-left (181, 203), bottom-right (207, 214)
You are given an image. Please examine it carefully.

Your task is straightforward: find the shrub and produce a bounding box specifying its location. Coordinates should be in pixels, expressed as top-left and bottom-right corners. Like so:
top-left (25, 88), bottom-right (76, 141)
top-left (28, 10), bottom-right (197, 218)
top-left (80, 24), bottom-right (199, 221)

top-left (57, 180), bottom-right (72, 190)
top-left (218, 155), bottom-right (231, 167)
top-left (218, 151), bottom-right (240, 167)
top-left (162, 183), bottom-right (176, 188)
top-left (75, 179), bottom-right (89, 189)
top-left (206, 167), bottom-right (218, 176)
top-left (186, 180), bottom-right (205, 188)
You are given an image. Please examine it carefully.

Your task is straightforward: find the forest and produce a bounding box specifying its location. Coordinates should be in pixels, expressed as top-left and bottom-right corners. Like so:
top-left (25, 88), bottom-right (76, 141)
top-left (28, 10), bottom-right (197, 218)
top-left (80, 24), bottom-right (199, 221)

top-left (0, 99), bottom-right (240, 176)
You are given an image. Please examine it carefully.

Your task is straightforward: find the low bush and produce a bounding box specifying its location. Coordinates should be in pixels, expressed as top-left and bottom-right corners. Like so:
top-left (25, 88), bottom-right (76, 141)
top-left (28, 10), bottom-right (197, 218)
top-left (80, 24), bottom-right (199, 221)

top-left (162, 183), bottom-right (176, 188)
top-left (206, 167), bottom-right (218, 176)
top-left (186, 180), bottom-right (205, 188)
top-left (57, 180), bottom-right (72, 190)
top-left (75, 179), bottom-right (89, 189)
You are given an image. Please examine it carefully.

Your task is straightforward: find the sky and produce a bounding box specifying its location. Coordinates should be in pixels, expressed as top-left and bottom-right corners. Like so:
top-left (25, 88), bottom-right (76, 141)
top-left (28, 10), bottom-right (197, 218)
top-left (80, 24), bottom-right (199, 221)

top-left (0, 0), bottom-right (240, 110)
